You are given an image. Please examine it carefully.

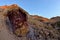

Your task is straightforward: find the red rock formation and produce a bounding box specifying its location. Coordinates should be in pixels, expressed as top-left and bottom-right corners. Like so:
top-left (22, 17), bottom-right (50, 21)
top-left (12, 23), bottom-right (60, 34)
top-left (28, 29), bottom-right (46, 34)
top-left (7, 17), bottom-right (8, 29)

top-left (0, 4), bottom-right (29, 37)
top-left (0, 4), bottom-right (59, 40)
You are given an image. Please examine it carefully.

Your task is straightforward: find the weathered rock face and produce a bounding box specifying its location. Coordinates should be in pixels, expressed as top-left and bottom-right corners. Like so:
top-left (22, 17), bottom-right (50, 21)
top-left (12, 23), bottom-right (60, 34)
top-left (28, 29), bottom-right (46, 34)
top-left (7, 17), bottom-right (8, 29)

top-left (0, 4), bottom-right (29, 40)
top-left (50, 16), bottom-right (60, 33)
top-left (0, 4), bottom-right (60, 40)
top-left (50, 16), bottom-right (60, 24)
top-left (7, 5), bottom-right (29, 37)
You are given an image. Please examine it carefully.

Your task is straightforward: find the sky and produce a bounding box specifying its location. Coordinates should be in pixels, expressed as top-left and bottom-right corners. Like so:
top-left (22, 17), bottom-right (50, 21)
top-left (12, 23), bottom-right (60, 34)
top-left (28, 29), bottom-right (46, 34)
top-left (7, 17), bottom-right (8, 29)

top-left (0, 0), bottom-right (60, 18)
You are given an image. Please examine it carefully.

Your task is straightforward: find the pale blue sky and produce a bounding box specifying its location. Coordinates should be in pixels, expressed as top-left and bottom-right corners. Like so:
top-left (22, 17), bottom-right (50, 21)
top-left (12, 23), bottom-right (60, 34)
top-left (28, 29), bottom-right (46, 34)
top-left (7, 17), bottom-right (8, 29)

top-left (0, 0), bottom-right (60, 18)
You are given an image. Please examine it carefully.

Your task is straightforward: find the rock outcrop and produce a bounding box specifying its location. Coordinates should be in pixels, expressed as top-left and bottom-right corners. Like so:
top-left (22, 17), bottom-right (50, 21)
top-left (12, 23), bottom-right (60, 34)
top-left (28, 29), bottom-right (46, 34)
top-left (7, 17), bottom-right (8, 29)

top-left (0, 4), bottom-right (60, 40)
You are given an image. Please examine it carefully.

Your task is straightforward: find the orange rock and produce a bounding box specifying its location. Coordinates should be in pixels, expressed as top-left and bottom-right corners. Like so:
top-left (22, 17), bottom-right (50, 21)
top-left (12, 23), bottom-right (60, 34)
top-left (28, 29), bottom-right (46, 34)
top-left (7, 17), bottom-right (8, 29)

top-left (0, 6), bottom-right (8, 9)
top-left (31, 15), bottom-right (49, 22)
top-left (0, 4), bottom-right (19, 9)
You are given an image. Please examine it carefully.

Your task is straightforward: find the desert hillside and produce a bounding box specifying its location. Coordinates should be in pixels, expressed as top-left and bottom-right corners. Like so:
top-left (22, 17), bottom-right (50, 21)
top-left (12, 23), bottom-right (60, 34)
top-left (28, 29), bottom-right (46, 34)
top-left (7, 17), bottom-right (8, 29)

top-left (0, 4), bottom-right (60, 40)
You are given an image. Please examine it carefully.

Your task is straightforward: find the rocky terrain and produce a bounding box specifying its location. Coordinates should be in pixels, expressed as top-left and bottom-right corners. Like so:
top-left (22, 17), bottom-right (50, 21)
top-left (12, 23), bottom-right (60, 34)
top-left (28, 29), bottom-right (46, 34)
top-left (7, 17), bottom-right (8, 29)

top-left (0, 4), bottom-right (60, 40)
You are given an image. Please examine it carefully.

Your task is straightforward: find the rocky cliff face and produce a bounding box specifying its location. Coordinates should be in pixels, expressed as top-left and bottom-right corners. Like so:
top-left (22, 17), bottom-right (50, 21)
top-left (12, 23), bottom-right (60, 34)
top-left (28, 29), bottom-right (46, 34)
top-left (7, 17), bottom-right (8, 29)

top-left (0, 4), bottom-right (60, 40)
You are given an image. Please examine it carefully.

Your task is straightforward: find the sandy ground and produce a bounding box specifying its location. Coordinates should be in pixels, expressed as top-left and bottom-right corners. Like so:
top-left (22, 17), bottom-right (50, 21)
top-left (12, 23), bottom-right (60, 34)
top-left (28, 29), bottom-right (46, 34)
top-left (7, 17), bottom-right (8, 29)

top-left (0, 11), bottom-right (19, 40)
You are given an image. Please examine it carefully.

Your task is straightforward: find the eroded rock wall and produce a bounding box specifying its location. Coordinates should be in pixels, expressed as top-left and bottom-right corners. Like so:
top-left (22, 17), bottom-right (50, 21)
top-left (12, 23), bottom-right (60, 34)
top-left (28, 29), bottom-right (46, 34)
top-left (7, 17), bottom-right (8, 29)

top-left (0, 4), bottom-right (60, 40)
